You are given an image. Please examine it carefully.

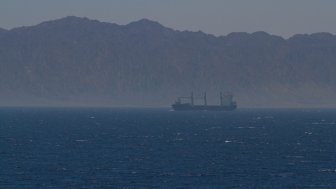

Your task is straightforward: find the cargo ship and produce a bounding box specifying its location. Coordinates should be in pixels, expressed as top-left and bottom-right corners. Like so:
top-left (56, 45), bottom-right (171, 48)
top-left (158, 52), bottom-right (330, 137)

top-left (172, 92), bottom-right (237, 111)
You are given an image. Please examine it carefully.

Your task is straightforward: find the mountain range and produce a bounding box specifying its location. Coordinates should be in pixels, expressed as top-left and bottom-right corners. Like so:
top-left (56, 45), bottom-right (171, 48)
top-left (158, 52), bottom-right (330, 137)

top-left (0, 16), bottom-right (336, 107)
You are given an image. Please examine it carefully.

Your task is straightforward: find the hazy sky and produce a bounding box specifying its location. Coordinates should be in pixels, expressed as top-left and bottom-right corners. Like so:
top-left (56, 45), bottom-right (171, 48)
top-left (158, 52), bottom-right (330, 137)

top-left (1, 0), bottom-right (336, 37)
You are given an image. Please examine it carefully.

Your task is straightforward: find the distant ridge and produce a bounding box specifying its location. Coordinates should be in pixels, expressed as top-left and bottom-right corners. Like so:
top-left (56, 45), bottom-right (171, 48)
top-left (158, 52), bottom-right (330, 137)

top-left (0, 28), bottom-right (7, 33)
top-left (126, 18), bottom-right (166, 28)
top-left (0, 16), bottom-right (336, 107)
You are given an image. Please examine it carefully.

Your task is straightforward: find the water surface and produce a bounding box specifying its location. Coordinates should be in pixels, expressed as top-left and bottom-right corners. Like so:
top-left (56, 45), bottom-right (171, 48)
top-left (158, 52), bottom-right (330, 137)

top-left (0, 108), bottom-right (336, 188)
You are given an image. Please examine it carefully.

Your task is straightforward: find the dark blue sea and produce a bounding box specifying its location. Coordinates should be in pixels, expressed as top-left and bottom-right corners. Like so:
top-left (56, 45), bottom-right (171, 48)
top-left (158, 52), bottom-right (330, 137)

top-left (1, 108), bottom-right (336, 188)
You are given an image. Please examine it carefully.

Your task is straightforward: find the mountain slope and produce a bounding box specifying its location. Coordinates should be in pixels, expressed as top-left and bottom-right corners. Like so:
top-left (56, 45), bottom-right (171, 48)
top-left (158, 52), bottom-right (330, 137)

top-left (0, 16), bottom-right (335, 107)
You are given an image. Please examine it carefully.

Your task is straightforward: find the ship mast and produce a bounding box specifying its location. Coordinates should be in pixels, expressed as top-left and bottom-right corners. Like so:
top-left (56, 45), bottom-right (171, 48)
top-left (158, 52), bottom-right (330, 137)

top-left (220, 92), bottom-right (223, 106)
top-left (190, 92), bottom-right (194, 106)
top-left (204, 92), bottom-right (207, 106)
